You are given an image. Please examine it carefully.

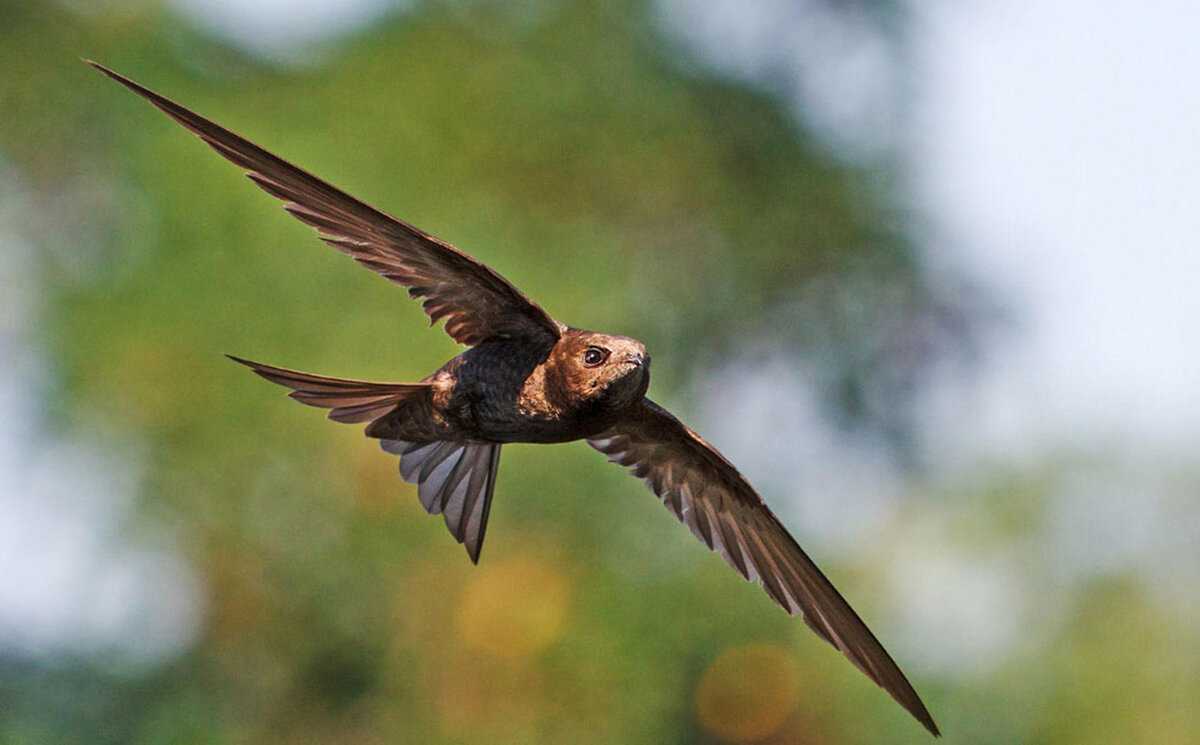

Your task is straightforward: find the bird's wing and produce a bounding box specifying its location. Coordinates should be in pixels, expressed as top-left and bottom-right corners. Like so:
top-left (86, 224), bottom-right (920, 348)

top-left (227, 355), bottom-right (440, 429)
top-left (89, 61), bottom-right (560, 349)
top-left (588, 399), bottom-right (939, 737)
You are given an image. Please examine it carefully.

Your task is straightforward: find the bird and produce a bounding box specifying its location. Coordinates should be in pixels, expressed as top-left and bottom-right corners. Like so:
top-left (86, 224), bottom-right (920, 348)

top-left (89, 60), bottom-right (939, 737)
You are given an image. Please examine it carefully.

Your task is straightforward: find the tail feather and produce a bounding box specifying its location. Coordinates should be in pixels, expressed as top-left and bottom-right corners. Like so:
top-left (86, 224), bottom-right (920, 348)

top-left (226, 355), bottom-right (431, 424)
top-left (229, 355), bottom-right (500, 563)
top-left (384, 439), bottom-right (501, 564)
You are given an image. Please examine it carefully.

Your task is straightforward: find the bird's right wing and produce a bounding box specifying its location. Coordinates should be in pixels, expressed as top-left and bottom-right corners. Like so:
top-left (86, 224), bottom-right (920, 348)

top-left (588, 399), bottom-right (939, 737)
top-left (89, 61), bottom-right (561, 349)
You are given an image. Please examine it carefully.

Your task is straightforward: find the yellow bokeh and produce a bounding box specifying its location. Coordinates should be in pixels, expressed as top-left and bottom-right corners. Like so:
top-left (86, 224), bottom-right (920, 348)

top-left (436, 655), bottom-right (544, 741)
top-left (697, 643), bottom-right (800, 743)
top-left (454, 556), bottom-right (570, 659)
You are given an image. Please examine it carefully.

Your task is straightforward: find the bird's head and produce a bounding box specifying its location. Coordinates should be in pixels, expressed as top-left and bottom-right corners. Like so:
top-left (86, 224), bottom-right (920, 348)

top-left (549, 328), bottom-right (650, 410)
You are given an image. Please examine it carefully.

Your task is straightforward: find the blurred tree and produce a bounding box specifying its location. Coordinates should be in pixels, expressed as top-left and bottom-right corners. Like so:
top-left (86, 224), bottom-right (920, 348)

top-left (0, 1), bottom-right (983, 744)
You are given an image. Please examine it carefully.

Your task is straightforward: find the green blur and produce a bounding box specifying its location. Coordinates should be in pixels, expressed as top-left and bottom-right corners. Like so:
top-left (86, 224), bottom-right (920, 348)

top-left (0, 1), bottom-right (1195, 744)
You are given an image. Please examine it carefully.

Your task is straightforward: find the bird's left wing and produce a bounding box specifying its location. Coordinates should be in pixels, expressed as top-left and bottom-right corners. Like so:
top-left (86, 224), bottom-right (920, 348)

top-left (88, 61), bottom-right (561, 349)
top-left (588, 399), bottom-right (939, 737)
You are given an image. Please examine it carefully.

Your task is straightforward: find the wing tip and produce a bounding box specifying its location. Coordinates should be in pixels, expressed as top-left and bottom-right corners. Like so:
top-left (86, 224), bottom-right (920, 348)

top-left (85, 59), bottom-right (144, 94)
top-left (913, 708), bottom-right (941, 738)
top-left (908, 697), bottom-right (941, 737)
top-left (226, 354), bottom-right (272, 377)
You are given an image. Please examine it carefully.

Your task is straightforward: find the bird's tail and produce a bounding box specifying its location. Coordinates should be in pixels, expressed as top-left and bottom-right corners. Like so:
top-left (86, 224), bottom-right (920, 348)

top-left (226, 355), bottom-right (432, 424)
top-left (380, 439), bottom-right (502, 563)
top-left (228, 354), bottom-right (501, 563)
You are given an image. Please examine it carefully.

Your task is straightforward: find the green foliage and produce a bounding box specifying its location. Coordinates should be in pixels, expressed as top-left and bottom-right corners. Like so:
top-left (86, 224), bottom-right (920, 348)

top-left (2, 2), bottom-right (1194, 744)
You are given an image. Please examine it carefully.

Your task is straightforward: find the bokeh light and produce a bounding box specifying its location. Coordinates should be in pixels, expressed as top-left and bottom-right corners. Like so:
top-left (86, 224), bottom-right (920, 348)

top-left (455, 556), bottom-right (570, 660)
top-left (697, 643), bottom-right (799, 743)
top-left (1, 0), bottom-right (1197, 743)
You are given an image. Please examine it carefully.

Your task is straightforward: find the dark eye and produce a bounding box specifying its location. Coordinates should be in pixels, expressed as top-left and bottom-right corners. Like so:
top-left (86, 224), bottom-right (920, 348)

top-left (582, 346), bottom-right (609, 367)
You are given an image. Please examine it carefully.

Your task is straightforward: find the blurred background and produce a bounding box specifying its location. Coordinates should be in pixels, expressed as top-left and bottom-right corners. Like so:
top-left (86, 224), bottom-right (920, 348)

top-left (1, 0), bottom-right (1197, 742)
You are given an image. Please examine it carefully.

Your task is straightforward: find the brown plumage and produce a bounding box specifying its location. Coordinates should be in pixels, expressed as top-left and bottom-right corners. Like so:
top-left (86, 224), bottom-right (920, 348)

top-left (90, 61), bottom-right (939, 736)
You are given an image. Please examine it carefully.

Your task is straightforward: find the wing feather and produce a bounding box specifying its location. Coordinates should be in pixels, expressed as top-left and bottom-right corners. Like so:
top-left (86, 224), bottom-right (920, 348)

top-left (588, 399), bottom-right (939, 737)
top-left (89, 61), bottom-right (560, 349)
top-left (226, 355), bottom-right (435, 426)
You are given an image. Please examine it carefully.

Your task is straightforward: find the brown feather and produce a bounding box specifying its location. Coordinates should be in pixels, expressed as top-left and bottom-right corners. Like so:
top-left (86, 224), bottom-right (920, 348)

top-left (588, 399), bottom-right (940, 737)
top-left (91, 61), bottom-right (935, 735)
top-left (87, 61), bottom-right (560, 350)
top-left (225, 355), bottom-right (440, 430)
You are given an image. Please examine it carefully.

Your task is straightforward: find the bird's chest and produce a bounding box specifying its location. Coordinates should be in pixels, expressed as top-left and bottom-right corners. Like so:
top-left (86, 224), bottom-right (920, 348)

top-left (443, 344), bottom-right (608, 443)
top-left (445, 383), bottom-right (525, 439)
top-left (441, 342), bottom-right (559, 441)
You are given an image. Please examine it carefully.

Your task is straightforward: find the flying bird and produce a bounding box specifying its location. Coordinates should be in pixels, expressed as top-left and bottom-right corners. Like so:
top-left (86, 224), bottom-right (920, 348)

top-left (89, 60), bottom-right (939, 736)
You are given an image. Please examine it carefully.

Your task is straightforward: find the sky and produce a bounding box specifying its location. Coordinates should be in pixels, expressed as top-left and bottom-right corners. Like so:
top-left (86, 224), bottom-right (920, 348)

top-left (659, 0), bottom-right (1200, 465)
top-left (910, 0), bottom-right (1200, 463)
top-left (670, 0), bottom-right (1200, 666)
top-left (2, 0), bottom-right (1197, 669)
top-left (0, 167), bottom-right (201, 665)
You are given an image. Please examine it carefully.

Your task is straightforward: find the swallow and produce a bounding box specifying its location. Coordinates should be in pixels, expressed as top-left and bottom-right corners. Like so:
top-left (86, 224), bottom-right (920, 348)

top-left (89, 60), bottom-right (939, 736)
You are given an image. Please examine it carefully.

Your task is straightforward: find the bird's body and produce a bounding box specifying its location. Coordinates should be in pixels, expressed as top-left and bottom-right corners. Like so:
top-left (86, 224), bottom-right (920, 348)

top-left (428, 329), bottom-right (650, 444)
top-left (90, 61), bottom-right (939, 737)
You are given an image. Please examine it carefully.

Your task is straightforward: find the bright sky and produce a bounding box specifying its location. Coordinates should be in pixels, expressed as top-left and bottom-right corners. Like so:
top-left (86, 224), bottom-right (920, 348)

top-left (0, 170), bottom-right (201, 664)
top-left (169, 0), bottom-right (406, 57)
top-left (660, 0), bottom-right (1200, 464)
top-left (911, 0), bottom-right (1200, 463)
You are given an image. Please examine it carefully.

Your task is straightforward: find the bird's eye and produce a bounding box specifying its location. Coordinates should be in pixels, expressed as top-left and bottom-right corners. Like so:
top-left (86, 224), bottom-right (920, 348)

top-left (582, 346), bottom-right (609, 367)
